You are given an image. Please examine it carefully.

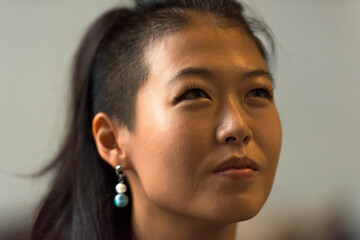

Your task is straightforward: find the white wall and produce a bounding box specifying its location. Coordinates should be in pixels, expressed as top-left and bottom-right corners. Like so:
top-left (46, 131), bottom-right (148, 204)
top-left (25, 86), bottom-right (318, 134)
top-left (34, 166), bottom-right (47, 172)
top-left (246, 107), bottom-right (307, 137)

top-left (1, 0), bottom-right (359, 238)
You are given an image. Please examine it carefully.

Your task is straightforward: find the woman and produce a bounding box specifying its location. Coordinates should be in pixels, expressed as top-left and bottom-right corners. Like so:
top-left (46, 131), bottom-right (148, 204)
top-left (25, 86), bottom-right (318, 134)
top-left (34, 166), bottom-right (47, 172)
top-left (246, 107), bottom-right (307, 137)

top-left (31, 0), bottom-right (282, 239)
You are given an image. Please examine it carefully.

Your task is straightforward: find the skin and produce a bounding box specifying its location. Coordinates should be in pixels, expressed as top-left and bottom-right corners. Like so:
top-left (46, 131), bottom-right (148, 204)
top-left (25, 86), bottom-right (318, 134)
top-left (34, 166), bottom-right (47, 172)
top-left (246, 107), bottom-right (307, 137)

top-left (93, 16), bottom-right (282, 240)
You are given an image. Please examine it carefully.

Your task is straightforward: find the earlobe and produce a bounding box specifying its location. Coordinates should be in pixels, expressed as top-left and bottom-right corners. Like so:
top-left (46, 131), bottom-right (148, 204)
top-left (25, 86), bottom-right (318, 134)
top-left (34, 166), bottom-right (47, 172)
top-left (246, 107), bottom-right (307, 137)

top-left (92, 113), bottom-right (130, 169)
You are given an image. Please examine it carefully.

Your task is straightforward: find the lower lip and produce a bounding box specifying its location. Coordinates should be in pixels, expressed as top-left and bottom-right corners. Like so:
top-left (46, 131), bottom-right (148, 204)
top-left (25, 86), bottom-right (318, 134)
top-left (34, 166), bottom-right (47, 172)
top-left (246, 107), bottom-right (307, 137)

top-left (213, 168), bottom-right (257, 179)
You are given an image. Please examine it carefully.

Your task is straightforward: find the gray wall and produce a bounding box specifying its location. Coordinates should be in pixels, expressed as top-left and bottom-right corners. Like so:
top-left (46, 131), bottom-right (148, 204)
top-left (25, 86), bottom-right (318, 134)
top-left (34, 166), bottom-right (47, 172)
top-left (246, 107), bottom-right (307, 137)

top-left (1, 0), bottom-right (359, 239)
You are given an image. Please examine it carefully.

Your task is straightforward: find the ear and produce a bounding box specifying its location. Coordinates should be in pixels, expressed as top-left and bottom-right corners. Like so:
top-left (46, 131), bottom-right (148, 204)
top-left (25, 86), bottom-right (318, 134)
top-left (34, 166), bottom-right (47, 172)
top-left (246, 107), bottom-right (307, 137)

top-left (92, 112), bottom-right (131, 169)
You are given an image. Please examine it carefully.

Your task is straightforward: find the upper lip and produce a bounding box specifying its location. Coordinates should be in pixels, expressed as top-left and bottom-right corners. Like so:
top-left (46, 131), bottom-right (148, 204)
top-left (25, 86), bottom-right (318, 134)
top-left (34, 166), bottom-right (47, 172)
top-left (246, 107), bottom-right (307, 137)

top-left (213, 156), bottom-right (259, 173)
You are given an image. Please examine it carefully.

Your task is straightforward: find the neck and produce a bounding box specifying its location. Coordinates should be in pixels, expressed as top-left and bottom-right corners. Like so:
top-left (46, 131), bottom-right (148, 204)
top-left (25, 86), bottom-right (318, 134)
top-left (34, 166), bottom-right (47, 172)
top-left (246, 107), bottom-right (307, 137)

top-left (130, 195), bottom-right (237, 240)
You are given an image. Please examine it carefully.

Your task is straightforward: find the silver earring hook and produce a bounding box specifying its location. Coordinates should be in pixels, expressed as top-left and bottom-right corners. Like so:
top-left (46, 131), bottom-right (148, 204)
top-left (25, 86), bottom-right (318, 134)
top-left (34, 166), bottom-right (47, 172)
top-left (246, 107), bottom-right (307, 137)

top-left (115, 165), bottom-right (125, 183)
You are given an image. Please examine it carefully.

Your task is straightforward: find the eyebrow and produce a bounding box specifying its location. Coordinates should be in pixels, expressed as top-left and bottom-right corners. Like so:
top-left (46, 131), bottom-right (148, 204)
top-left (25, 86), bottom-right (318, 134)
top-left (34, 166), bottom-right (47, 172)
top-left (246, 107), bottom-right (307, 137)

top-left (167, 68), bottom-right (213, 85)
top-left (167, 67), bottom-right (274, 86)
top-left (242, 69), bottom-right (274, 86)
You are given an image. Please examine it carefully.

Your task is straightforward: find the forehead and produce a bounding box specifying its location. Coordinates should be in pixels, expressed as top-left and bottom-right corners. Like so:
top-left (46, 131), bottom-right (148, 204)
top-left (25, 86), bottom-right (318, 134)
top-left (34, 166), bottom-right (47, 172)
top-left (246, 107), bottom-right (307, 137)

top-left (144, 19), bottom-right (267, 85)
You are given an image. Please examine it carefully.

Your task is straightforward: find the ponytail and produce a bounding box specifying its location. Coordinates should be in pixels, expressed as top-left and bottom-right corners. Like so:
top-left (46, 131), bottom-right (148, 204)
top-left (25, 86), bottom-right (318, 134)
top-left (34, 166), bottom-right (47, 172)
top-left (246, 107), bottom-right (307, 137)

top-left (31, 9), bottom-right (133, 240)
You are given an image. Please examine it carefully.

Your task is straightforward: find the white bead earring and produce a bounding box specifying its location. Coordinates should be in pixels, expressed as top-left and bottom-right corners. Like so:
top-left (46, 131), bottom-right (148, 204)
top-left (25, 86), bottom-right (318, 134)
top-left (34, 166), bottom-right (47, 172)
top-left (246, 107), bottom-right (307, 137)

top-left (114, 165), bottom-right (129, 207)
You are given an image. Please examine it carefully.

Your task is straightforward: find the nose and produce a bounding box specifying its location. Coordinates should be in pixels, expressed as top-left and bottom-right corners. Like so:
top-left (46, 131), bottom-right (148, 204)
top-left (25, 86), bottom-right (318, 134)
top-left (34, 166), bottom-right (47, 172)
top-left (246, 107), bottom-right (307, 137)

top-left (216, 98), bottom-right (252, 145)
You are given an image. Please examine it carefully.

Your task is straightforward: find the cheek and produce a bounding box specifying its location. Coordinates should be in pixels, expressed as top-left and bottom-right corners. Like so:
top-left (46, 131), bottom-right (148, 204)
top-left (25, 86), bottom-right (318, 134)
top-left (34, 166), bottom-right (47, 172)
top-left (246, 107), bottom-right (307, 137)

top-left (251, 107), bottom-right (282, 183)
top-left (252, 105), bottom-right (282, 153)
top-left (135, 108), bottom-right (206, 166)
top-left (129, 97), bottom-right (214, 204)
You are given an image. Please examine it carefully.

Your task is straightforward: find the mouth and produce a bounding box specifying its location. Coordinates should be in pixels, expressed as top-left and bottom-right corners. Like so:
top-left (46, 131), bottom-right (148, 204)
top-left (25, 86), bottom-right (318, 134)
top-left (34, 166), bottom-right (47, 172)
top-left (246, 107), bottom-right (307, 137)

top-left (213, 156), bottom-right (259, 179)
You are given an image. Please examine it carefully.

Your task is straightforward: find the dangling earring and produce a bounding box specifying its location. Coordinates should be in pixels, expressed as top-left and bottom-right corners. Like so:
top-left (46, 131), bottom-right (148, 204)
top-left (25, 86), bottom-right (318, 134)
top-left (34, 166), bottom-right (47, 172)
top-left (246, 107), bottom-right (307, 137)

top-left (114, 165), bottom-right (129, 207)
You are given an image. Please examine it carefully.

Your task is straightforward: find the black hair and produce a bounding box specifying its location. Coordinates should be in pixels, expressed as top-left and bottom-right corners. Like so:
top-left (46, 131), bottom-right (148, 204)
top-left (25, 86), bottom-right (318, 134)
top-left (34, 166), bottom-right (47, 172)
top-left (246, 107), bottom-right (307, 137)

top-left (30, 1), bottom-right (274, 239)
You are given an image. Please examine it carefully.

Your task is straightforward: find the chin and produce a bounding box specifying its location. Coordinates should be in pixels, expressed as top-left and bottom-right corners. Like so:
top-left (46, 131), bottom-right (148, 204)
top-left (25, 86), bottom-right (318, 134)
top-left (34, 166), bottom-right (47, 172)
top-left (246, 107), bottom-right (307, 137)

top-left (235, 206), bottom-right (262, 222)
top-left (231, 207), bottom-right (262, 223)
top-left (211, 196), bottom-right (267, 224)
top-left (203, 207), bottom-right (261, 226)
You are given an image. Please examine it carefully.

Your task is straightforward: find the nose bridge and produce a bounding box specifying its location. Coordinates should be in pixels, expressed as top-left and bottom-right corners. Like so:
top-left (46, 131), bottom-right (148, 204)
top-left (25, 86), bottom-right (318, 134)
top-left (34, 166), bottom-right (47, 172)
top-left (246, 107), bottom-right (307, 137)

top-left (216, 94), bottom-right (251, 144)
top-left (227, 94), bottom-right (244, 121)
top-left (223, 94), bottom-right (246, 128)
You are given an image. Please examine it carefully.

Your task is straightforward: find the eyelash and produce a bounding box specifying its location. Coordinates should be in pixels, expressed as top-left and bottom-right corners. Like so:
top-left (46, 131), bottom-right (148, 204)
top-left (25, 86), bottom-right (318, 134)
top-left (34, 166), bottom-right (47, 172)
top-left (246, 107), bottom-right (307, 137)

top-left (246, 88), bottom-right (274, 100)
top-left (176, 83), bottom-right (211, 101)
top-left (176, 84), bottom-right (273, 102)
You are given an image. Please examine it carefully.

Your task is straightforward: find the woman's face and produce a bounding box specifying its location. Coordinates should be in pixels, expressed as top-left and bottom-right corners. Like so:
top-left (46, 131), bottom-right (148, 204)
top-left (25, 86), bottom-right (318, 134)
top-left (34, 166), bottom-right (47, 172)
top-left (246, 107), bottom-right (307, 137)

top-left (125, 19), bottom-right (282, 224)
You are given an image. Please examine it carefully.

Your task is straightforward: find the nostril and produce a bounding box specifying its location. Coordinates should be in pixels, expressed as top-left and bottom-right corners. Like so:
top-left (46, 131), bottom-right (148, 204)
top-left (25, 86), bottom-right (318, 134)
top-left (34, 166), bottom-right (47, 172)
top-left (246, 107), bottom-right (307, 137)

top-left (225, 135), bottom-right (250, 144)
top-left (225, 136), bottom-right (237, 142)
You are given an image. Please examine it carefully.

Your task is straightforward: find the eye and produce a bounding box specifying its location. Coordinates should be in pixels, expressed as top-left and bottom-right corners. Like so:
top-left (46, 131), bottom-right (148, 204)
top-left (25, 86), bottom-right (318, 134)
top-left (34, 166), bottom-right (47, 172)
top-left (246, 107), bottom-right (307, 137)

top-left (181, 89), bottom-right (209, 100)
top-left (246, 88), bottom-right (273, 99)
top-left (176, 84), bottom-right (211, 101)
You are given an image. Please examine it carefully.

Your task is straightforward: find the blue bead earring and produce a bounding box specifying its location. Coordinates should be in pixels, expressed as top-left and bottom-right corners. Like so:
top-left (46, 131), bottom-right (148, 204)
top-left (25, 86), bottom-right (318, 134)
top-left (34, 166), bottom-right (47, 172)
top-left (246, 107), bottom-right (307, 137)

top-left (114, 165), bottom-right (129, 208)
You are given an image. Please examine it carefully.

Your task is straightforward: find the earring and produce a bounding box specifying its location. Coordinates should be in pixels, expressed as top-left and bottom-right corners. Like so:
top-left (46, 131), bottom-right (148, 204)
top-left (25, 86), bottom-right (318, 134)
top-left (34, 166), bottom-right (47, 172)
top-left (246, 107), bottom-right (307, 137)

top-left (114, 165), bottom-right (129, 207)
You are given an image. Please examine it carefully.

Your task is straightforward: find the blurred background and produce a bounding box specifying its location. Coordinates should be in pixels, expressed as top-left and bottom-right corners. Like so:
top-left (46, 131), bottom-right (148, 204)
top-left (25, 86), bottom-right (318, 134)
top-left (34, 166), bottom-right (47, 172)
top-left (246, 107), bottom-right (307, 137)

top-left (1, 0), bottom-right (359, 239)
